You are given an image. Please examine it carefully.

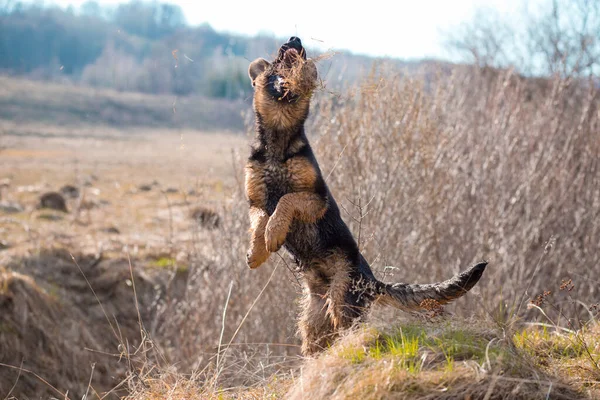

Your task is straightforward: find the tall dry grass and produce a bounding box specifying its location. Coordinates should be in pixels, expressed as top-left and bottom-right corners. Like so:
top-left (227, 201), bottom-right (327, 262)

top-left (135, 63), bottom-right (600, 393)
top-left (311, 64), bottom-right (600, 320)
top-left (148, 189), bottom-right (302, 388)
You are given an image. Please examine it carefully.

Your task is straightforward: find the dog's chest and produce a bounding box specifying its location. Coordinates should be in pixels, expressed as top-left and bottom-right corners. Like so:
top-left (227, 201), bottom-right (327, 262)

top-left (263, 161), bottom-right (292, 215)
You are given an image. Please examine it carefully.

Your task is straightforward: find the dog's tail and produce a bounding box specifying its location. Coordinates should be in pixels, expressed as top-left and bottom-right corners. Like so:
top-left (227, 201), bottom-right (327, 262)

top-left (375, 261), bottom-right (487, 311)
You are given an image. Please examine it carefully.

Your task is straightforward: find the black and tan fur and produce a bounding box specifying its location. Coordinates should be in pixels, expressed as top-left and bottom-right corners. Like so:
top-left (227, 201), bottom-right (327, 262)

top-left (246, 37), bottom-right (487, 355)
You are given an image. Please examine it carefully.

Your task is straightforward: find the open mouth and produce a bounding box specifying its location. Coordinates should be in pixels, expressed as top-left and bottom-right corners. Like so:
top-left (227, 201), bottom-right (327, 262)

top-left (267, 37), bottom-right (308, 102)
top-left (277, 37), bottom-right (306, 65)
top-left (282, 48), bottom-right (301, 69)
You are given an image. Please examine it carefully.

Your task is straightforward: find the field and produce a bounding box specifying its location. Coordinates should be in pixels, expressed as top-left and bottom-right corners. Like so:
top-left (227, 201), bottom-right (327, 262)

top-left (1, 68), bottom-right (600, 399)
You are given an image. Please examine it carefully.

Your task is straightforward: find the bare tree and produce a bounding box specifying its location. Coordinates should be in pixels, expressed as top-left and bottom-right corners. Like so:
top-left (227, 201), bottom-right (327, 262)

top-left (446, 7), bottom-right (516, 69)
top-left (447, 0), bottom-right (600, 78)
top-left (527, 0), bottom-right (600, 76)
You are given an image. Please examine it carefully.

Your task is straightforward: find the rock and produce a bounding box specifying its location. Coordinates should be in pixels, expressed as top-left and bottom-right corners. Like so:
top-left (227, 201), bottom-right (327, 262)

top-left (38, 192), bottom-right (68, 212)
top-left (0, 201), bottom-right (24, 214)
top-left (79, 199), bottom-right (99, 210)
top-left (101, 226), bottom-right (120, 234)
top-left (190, 206), bottom-right (220, 229)
top-left (60, 184), bottom-right (80, 199)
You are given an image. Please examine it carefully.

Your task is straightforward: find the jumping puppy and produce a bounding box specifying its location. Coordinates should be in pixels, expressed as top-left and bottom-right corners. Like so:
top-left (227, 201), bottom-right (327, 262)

top-left (245, 37), bottom-right (487, 355)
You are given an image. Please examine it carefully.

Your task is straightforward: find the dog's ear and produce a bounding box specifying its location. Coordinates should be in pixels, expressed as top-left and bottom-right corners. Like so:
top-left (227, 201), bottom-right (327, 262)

top-left (248, 58), bottom-right (270, 87)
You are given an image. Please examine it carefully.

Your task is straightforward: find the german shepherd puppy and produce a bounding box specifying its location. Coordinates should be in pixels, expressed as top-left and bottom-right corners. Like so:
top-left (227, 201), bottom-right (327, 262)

top-left (246, 37), bottom-right (487, 355)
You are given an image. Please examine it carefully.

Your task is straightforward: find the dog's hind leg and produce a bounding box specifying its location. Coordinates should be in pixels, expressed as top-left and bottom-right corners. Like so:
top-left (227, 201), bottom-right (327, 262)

top-left (321, 256), bottom-right (352, 330)
top-left (299, 289), bottom-right (336, 356)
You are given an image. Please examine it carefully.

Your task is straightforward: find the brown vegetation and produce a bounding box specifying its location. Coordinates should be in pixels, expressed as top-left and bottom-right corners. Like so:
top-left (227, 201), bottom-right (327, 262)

top-left (124, 63), bottom-right (600, 398)
top-left (0, 249), bottom-right (160, 398)
top-left (1, 58), bottom-right (599, 398)
top-left (0, 76), bottom-right (246, 131)
top-left (310, 64), bottom-right (600, 319)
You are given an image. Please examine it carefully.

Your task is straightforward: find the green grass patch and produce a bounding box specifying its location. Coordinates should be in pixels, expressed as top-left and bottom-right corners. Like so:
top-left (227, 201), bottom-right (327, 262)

top-left (434, 328), bottom-right (495, 363)
top-left (514, 326), bottom-right (594, 359)
top-left (36, 212), bottom-right (64, 221)
top-left (287, 321), bottom-right (599, 399)
top-left (371, 326), bottom-right (425, 373)
top-left (338, 344), bottom-right (367, 364)
top-left (353, 322), bottom-right (513, 375)
top-left (150, 257), bottom-right (188, 272)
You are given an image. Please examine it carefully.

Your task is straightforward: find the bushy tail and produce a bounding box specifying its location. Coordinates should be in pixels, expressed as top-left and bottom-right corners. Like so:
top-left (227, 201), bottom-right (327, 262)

top-left (376, 261), bottom-right (487, 311)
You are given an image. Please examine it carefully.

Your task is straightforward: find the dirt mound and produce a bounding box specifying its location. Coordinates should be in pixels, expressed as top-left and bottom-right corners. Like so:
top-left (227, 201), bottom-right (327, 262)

top-left (0, 248), bottom-right (161, 398)
top-left (286, 323), bottom-right (585, 400)
top-left (0, 268), bottom-right (99, 397)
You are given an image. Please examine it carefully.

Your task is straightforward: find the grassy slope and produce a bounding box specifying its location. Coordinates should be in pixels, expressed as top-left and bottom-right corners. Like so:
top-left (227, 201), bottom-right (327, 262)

top-left (0, 76), bottom-right (247, 132)
top-left (125, 319), bottom-right (599, 399)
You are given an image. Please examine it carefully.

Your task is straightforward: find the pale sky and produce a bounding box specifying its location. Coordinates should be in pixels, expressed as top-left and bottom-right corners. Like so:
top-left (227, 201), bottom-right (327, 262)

top-left (47, 0), bottom-right (526, 60)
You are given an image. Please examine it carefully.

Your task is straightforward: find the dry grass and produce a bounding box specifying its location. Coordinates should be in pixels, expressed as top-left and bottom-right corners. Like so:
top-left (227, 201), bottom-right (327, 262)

top-left (0, 95), bottom-right (300, 397)
top-left (1, 63), bottom-right (599, 398)
top-left (0, 75), bottom-right (245, 131)
top-left (0, 248), bottom-right (161, 398)
top-left (274, 50), bottom-right (335, 99)
top-left (515, 324), bottom-right (600, 396)
top-left (310, 64), bottom-right (600, 322)
top-left (124, 319), bottom-right (599, 399)
top-left (123, 369), bottom-right (291, 400)
top-left (287, 320), bottom-right (595, 399)
top-left (123, 64), bottom-right (600, 398)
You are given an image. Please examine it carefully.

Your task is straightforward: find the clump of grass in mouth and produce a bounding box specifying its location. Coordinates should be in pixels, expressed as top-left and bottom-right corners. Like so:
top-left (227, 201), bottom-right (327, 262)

top-left (274, 49), bottom-right (334, 99)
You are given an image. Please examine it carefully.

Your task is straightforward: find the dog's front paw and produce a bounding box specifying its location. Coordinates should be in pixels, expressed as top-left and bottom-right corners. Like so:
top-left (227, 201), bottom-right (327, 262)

top-left (264, 215), bottom-right (290, 253)
top-left (246, 246), bottom-right (269, 269)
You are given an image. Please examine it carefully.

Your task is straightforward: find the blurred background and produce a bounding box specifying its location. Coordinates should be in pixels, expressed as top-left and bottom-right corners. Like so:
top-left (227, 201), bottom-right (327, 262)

top-left (0, 0), bottom-right (599, 398)
top-left (3, 0), bottom-right (598, 101)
